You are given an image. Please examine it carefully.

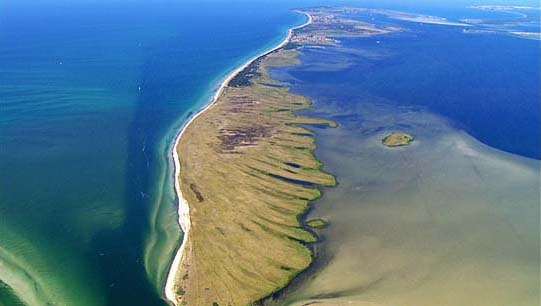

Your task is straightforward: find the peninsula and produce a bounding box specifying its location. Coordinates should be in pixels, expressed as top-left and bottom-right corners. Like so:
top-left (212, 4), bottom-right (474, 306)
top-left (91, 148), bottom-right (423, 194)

top-left (166, 8), bottom-right (400, 306)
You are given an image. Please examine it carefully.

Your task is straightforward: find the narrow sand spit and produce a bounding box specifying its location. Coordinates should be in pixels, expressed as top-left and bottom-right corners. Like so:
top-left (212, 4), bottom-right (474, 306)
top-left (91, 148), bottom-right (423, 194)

top-left (164, 11), bottom-right (312, 305)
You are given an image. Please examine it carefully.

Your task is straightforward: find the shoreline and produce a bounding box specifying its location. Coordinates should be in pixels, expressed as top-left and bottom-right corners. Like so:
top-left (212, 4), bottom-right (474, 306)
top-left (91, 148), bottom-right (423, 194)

top-left (163, 11), bottom-right (313, 305)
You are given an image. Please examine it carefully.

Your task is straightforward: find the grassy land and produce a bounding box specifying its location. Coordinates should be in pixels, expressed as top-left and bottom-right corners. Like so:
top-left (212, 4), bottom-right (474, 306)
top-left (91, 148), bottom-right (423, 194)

top-left (172, 49), bottom-right (336, 306)
top-left (170, 8), bottom-right (404, 304)
top-left (306, 219), bottom-right (328, 229)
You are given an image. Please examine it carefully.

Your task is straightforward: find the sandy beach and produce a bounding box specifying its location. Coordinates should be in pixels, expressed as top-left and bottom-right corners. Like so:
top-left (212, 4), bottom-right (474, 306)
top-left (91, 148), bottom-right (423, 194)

top-left (163, 11), bottom-right (312, 305)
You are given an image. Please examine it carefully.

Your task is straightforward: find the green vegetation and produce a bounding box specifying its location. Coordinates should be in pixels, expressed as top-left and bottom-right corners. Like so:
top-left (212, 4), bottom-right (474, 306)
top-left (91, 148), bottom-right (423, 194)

top-left (171, 48), bottom-right (336, 305)
top-left (169, 8), bottom-right (404, 304)
top-left (306, 219), bottom-right (328, 229)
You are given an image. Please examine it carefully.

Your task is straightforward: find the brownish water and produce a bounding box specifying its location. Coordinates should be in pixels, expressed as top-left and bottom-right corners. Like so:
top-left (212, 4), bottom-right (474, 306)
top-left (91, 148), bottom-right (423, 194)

top-left (273, 101), bottom-right (540, 306)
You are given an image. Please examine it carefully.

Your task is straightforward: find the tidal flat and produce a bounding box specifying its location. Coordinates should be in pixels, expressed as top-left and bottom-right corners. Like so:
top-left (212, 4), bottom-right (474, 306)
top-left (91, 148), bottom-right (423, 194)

top-left (262, 12), bottom-right (539, 303)
top-left (269, 102), bottom-right (540, 306)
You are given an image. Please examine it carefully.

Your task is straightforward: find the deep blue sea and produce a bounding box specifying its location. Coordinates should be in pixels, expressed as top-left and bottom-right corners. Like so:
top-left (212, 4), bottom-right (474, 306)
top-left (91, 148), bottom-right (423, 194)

top-left (0, 1), bottom-right (307, 305)
top-left (0, 1), bottom-right (539, 305)
top-left (289, 19), bottom-right (540, 159)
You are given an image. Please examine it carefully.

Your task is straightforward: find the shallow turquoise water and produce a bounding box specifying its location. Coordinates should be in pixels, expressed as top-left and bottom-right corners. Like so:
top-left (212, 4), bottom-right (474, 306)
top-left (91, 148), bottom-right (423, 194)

top-left (0, 1), bottom-right (306, 304)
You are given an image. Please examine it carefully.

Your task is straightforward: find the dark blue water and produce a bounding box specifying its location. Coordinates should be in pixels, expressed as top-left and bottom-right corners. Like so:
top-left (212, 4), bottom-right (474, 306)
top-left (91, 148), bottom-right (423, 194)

top-left (287, 20), bottom-right (540, 159)
top-left (267, 7), bottom-right (540, 305)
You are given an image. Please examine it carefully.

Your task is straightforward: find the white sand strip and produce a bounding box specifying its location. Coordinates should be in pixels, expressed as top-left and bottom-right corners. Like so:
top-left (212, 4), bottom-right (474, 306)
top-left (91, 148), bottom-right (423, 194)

top-left (164, 11), bottom-right (312, 306)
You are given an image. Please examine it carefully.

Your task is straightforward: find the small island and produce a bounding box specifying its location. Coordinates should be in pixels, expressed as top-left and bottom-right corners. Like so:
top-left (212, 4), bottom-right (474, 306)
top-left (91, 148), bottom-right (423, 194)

top-left (382, 132), bottom-right (414, 147)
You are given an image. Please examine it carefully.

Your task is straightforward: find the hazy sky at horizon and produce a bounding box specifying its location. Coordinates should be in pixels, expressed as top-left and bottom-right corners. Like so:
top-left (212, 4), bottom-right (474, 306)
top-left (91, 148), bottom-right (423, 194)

top-left (3, 0), bottom-right (540, 8)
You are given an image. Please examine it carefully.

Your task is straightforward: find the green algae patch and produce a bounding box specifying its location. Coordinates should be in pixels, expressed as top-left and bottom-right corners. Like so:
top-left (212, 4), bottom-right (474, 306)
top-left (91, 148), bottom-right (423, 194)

top-left (306, 219), bottom-right (328, 229)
